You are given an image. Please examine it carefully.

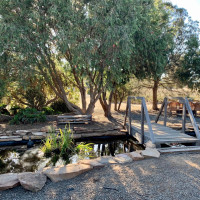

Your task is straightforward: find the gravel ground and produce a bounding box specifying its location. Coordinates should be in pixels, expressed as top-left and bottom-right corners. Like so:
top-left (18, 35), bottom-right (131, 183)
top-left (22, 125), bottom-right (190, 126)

top-left (1, 153), bottom-right (200, 200)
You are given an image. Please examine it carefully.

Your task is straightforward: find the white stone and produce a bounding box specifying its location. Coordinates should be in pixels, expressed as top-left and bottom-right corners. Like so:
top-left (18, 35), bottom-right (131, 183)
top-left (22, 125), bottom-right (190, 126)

top-left (114, 154), bottom-right (133, 163)
top-left (141, 148), bottom-right (160, 158)
top-left (78, 159), bottom-right (105, 168)
top-left (43, 163), bottom-right (93, 182)
top-left (96, 156), bottom-right (118, 164)
top-left (128, 152), bottom-right (144, 161)
top-left (18, 172), bottom-right (47, 192)
top-left (0, 173), bottom-right (19, 191)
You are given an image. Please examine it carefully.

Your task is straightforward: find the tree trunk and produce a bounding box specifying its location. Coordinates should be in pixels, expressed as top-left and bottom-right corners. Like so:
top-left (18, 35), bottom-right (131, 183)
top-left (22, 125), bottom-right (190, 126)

top-left (152, 79), bottom-right (159, 110)
top-left (99, 91), bottom-right (113, 118)
top-left (80, 88), bottom-right (86, 114)
top-left (113, 90), bottom-right (118, 111)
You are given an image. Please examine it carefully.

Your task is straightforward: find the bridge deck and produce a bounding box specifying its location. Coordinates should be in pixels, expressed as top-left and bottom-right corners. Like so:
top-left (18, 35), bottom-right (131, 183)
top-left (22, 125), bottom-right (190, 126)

top-left (131, 122), bottom-right (199, 144)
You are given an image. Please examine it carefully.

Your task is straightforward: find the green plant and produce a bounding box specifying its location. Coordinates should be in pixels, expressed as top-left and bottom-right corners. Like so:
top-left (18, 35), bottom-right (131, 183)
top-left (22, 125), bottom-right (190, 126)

top-left (42, 107), bottom-right (56, 115)
top-left (76, 142), bottom-right (94, 159)
top-left (10, 108), bottom-right (46, 124)
top-left (41, 126), bottom-right (94, 165)
top-left (50, 100), bottom-right (70, 113)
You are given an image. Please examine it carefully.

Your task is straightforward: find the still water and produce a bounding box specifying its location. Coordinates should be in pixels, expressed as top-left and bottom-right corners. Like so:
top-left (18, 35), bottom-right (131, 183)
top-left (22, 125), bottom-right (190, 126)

top-left (0, 139), bottom-right (144, 174)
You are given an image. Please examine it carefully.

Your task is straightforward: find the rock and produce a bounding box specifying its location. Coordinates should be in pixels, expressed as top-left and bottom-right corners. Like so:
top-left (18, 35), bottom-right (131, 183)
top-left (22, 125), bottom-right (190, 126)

top-left (43, 163), bottom-right (93, 182)
top-left (141, 148), bottom-right (160, 158)
top-left (145, 141), bottom-right (156, 148)
top-left (128, 152), bottom-right (144, 161)
top-left (32, 132), bottom-right (47, 136)
top-left (78, 159), bottom-right (105, 169)
top-left (18, 172), bottom-right (47, 192)
top-left (22, 135), bottom-right (45, 140)
top-left (5, 131), bottom-right (13, 136)
top-left (0, 173), bottom-right (20, 191)
top-left (114, 154), bottom-right (133, 163)
top-left (96, 156), bottom-right (118, 164)
top-left (0, 136), bottom-right (22, 142)
top-left (13, 130), bottom-right (30, 136)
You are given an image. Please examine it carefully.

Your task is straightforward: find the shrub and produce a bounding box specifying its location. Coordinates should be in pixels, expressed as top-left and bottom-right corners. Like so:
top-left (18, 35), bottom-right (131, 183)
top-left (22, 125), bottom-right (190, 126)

top-left (50, 100), bottom-right (70, 113)
top-left (42, 107), bottom-right (56, 115)
top-left (10, 108), bottom-right (46, 124)
top-left (24, 88), bottom-right (46, 110)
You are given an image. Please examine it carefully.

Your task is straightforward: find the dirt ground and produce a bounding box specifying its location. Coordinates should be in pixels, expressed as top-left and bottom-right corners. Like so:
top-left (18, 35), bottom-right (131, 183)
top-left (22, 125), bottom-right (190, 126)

top-left (1, 100), bottom-right (199, 133)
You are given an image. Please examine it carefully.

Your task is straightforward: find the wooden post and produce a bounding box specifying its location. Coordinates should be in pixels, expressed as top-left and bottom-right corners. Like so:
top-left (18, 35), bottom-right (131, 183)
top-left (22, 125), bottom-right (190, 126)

top-left (123, 99), bottom-right (129, 128)
top-left (185, 98), bottom-right (200, 139)
top-left (164, 97), bottom-right (168, 126)
top-left (128, 98), bottom-right (132, 136)
top-left (155, 98), bottom-right (165, 123)
top-left (182, 102), bottom-right (186, 133)
top-left (141, 102), bottom-right (144, 144)
top-left (142, 98), bottom-right (155, 143)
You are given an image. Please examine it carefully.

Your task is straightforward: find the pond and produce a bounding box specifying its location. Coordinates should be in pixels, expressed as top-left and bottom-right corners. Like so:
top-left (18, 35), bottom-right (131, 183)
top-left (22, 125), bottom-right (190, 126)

top-left (0, 138), bottom-right (144, 174)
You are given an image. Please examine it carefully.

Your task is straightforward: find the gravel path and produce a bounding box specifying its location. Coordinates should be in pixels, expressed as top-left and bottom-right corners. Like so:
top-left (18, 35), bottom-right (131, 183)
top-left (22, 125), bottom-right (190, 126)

top-left (1, 153), bottom-right (200, 200)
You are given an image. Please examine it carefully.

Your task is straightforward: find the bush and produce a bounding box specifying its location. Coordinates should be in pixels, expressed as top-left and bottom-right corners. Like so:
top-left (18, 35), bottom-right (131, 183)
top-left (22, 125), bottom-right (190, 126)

top-left (10, 108), bottom-right (46, 124)
top-left (24, 88), bottom-right (46, 110)
top-left (50, 100), bottom-right (70, 113)
top-left (42, 107), bottom-right (56, 115)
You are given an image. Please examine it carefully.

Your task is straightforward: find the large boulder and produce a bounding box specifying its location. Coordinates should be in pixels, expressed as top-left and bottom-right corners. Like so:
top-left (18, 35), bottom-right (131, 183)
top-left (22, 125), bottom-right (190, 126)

top-left (141, 148), bottom-right (160, 158)
top-left (43, 163), bottom-right (93, 182)
top-left (0, 173), bottom-right (20, 191)
top-left (78, 159), bottom-right (105, 169)
top-left (18, 172), bottom-right (47, 192)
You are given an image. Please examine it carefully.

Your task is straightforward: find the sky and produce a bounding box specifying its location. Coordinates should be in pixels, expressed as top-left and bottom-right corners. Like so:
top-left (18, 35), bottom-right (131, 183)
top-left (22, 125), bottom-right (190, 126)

top-left (167, 0), bottom-right (200, 22)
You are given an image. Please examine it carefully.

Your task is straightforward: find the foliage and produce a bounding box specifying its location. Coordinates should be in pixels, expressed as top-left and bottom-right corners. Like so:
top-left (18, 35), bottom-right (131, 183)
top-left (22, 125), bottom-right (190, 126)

top-left (24, 88), bottom-right (46, 110)
top-left (42, 107), bottom-right (56, 115)
top-left (10, 108), bottom-right (46, 124)
top-left (41, 126), bottom-right (94, 165)
top-left (10, 105), bottom-right (21, 115)
top-left (50, 100), bottom-right (70, 113)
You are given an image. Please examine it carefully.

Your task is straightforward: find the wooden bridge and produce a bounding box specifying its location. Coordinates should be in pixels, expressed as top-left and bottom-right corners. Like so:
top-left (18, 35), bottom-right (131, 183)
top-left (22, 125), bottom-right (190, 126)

top-left (124, 97), bottom-right (200, 148)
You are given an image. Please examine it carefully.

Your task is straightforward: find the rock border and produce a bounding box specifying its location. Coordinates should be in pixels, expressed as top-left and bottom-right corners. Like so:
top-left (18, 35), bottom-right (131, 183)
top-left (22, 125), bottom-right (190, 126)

top-left (0, 148), bottom-right (160, 192)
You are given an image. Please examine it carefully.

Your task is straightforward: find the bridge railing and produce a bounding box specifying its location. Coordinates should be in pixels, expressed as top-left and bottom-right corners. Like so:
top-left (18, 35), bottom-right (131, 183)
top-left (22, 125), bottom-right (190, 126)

top-left (124, 96), bottom-right (155, 144)
top-left (155, 97), bottom-right (200, 139)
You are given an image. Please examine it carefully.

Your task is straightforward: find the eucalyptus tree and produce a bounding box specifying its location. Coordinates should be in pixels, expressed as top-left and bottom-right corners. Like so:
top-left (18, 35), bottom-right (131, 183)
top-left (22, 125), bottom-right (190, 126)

top-left (131, 0), bottom-right (174, 110)
top-left (0, 0), bottom-right (148, 114)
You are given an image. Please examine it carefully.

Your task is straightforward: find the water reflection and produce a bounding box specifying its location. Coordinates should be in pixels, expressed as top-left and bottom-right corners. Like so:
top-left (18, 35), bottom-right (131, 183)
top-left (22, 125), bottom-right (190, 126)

top-left (0, 139), bottom-right (144, 174)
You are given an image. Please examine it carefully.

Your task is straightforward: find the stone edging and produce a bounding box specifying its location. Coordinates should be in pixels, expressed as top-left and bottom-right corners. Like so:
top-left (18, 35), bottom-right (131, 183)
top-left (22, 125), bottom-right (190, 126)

top-left (0, 148), bottom-right (160, 192)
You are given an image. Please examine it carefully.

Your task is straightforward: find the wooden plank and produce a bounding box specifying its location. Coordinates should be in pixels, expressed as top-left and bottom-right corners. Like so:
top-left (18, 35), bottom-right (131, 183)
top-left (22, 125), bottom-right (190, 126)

top-left (182, 103), bottom-right (186, 133)
top-left (158, 146), bottom-right (200, 154)
top-left (57, 115), bottom-right (92, 119)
